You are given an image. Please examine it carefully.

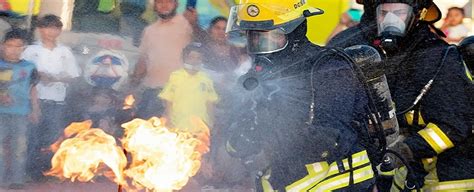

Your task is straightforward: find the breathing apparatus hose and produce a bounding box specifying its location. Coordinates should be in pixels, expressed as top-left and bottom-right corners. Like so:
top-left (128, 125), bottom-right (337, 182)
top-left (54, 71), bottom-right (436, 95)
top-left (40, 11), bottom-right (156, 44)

top-left (332, 48), bottom-right (424, 191)
top-left (307, 49), bottom-right (386, 151)
top-left (396, 45), bottom-right (456, 116)
top-left (388, 45), bottom-right (454, 192)
top-left (343, 45), bottom-right (454, 191)
top-left (331, 48), bottom-right (387, 150)
top-left (384, 148), bottom-right (420, 191)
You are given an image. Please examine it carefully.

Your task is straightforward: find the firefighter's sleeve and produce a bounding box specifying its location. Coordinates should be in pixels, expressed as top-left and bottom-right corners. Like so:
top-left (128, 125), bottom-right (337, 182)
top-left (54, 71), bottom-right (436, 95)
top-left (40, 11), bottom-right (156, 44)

top-left (307, 59), bottom-right (363, 162)
top-left (404, 49), bottom-right (473, 159)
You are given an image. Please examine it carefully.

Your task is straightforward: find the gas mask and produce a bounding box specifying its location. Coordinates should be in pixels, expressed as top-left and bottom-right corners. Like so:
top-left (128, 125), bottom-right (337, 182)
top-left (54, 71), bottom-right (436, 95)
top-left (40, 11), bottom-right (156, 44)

top-left (240, 56), bottom-right (273, 91)
top-left (240, 23), bottom-right (307, 93)
top-left (376, 3), bottom-right (414, 53)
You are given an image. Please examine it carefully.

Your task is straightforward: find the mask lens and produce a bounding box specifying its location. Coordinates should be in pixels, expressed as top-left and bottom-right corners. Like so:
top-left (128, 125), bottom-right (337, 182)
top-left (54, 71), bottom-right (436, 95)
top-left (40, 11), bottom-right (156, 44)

top-left (247, 29), bottom-right (288, 54)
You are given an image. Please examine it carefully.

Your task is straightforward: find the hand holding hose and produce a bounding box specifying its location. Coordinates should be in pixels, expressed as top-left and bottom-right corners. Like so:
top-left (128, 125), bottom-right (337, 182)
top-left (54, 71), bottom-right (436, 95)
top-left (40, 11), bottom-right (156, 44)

top-left (384, 141), bottom-right (414, 168)
top-left (383, 141), bottom-right (423, 191)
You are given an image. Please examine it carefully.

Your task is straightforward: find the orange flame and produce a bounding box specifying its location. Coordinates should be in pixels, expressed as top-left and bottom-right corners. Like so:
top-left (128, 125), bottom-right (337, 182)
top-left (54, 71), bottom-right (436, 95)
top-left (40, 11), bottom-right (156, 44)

top-left (47, 117), bottom-right (210, 192)
top-left (121, 117), bottom-right (209, 191)
top-left (49, 121), bottom-right (94, 153)
top-left (46, 120), bottom-right (127, 185)
top-left (123, 94), bottom-right (135, 110)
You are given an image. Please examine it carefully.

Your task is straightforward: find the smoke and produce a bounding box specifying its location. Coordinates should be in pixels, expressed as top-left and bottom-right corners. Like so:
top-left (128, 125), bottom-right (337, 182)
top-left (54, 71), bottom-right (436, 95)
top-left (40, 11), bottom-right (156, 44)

top-left (0, 1), bottom-right (356, 191)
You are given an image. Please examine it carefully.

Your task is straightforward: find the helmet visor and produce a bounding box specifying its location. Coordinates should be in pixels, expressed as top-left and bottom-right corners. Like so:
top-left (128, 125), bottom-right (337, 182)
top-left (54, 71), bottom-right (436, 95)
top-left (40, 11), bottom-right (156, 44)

top-left (376, 3), bottom-right (413, 36)
top-left (226, 5), bottom-right (241, 33)
top-left (247, 29), bottom-right (288, 54)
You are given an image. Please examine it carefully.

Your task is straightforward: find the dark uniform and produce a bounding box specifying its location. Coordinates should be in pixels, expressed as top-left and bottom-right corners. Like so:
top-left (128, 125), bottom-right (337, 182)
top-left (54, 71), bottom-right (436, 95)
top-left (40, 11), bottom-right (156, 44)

top-left (226, 20), bottom-right (377, 191)
top-left (328, 2), bottom-right (474, 191)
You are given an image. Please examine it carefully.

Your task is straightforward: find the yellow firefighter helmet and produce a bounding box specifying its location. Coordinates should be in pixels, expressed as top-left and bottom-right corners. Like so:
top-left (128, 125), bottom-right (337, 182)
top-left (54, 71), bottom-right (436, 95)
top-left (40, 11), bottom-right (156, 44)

top-left (226, 0), bottom-right (324, 54)
top-left (226, 0), bottom-right (323, 33)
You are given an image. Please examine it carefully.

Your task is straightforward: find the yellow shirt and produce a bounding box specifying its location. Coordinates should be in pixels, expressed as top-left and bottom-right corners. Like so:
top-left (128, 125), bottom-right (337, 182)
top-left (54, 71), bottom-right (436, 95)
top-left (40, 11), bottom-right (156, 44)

top-left (159, 69), bottom-right (218, 134)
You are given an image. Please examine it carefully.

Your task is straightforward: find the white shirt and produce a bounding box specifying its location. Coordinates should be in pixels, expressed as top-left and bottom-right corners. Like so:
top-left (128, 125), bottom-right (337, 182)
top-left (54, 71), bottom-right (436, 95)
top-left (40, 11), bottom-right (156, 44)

top-left (22, 42), bottom-right (81, 102)
top-left (447, 24), bottom-right (470, 41)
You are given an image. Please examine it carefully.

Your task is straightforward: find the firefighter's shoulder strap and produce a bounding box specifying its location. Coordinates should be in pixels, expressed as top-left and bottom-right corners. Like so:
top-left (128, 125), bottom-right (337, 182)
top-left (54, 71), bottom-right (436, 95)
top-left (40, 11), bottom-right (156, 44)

top-left (329, 47), bottom-right (390, 165)
top-left (307, 47), bottom-right (386, 164)
top-left (305, 47), bottom-right (340, 125)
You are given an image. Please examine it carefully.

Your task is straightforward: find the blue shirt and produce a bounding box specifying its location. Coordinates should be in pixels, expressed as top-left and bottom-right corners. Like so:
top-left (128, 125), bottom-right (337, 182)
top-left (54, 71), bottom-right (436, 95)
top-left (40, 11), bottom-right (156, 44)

top-left (0, 59), bottom-right (37, 115)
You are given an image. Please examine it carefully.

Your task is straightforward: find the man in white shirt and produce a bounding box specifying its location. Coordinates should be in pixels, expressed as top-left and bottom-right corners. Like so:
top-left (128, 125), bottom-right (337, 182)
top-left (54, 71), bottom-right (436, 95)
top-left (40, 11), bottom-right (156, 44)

top-left (22, 14), bottom-right (81, 181)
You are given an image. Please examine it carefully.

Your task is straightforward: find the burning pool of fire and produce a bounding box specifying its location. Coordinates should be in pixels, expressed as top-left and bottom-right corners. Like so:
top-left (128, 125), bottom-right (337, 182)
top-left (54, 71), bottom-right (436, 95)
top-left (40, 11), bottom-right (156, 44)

top-left (46, 117), bottom-right (210, 192)
top-left (46, 120), bottom-right (127, 185)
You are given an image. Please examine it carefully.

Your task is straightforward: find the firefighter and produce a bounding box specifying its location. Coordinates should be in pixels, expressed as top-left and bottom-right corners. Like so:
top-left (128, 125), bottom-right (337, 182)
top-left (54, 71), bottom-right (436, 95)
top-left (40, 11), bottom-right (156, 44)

top-left (328, 0), bottom-right (474, 191)
top-left (224, 0), bottom-right (381, 191)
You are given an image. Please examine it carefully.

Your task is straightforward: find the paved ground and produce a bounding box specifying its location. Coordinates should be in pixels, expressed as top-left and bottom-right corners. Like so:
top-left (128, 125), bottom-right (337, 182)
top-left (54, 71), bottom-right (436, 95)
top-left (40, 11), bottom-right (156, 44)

top-left (0, 178), bottom-right (254, 192)
top-left (0, 181), bottom-right (119, 192)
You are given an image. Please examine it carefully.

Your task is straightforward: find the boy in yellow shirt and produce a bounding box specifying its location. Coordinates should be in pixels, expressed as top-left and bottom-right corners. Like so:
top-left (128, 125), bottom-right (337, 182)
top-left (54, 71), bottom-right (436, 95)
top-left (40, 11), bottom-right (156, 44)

top-left (159, 43), bottom-right (218, 136)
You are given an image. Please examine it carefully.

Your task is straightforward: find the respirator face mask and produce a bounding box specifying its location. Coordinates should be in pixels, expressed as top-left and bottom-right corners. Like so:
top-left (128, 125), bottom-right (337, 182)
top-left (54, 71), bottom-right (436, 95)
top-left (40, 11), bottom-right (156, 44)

top-left (376, 3), bottom-right (414, 52)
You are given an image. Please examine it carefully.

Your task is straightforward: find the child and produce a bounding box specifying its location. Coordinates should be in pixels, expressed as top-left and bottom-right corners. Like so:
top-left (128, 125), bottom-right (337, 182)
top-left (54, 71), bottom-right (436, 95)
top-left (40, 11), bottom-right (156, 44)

top-left (22, 14), bottom-right (81, 181)
top-left (0, 29), bottom-right (40, 189)
top-left (82, 87), bottom-right (119, 135)
top-left (441, 7), bottom-right (470, 44)
top-left (159, 43), bottom-right (218, 136)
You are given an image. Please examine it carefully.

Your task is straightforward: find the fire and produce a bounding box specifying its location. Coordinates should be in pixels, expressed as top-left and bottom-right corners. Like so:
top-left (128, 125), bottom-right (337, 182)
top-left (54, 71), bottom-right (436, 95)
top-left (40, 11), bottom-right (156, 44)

top-left (46, 120), bottom-right (127, 185)
top-left (123, 94), bottom-right (135, 110)
top-left (49, 120), bottom-right (93, 152)
top-left (47, 117), bottom-right (210, 192)
top-left (121, 117), bottom-right (208, 192)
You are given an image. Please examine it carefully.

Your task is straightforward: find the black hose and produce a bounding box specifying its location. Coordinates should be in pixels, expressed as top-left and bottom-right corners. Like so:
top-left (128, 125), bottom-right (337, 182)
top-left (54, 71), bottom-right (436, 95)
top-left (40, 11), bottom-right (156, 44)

top-left (312, 48), bottom-right (422, 191)
top-left (383, 46), bottom-right (456, 192)
top-left (331, 48), bottom-right (388, 150)
top-left (334, 48), bottom-right (424, 191)
top-left (396, 46), bottom-right (456, 115)
top-left (384, 149), bottom-right (421, 192)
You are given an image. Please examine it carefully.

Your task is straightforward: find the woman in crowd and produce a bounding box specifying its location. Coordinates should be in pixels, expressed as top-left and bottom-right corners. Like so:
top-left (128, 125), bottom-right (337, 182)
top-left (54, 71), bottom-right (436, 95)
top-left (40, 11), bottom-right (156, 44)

top-left (199, 16), bottom-right (254, 190)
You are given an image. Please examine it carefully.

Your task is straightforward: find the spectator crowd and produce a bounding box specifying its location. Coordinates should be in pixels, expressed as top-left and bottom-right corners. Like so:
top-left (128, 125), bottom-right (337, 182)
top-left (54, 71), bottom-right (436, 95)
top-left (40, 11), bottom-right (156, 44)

top-left (0, 0), bottom-right (252, 190)
top-left (0, 0), bottom-right (471, 190)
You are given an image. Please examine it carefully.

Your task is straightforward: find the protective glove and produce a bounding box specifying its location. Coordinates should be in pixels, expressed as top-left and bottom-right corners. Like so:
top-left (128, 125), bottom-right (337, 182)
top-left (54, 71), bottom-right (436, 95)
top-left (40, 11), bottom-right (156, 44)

top-left (225, 116), bottom-right (263, 158)
top-left (241, 149), bottom-right (269, 171)
top-left (383, 141), bottom-right (414, 169)
top-left (381, 141), bottom-right (420, 191)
